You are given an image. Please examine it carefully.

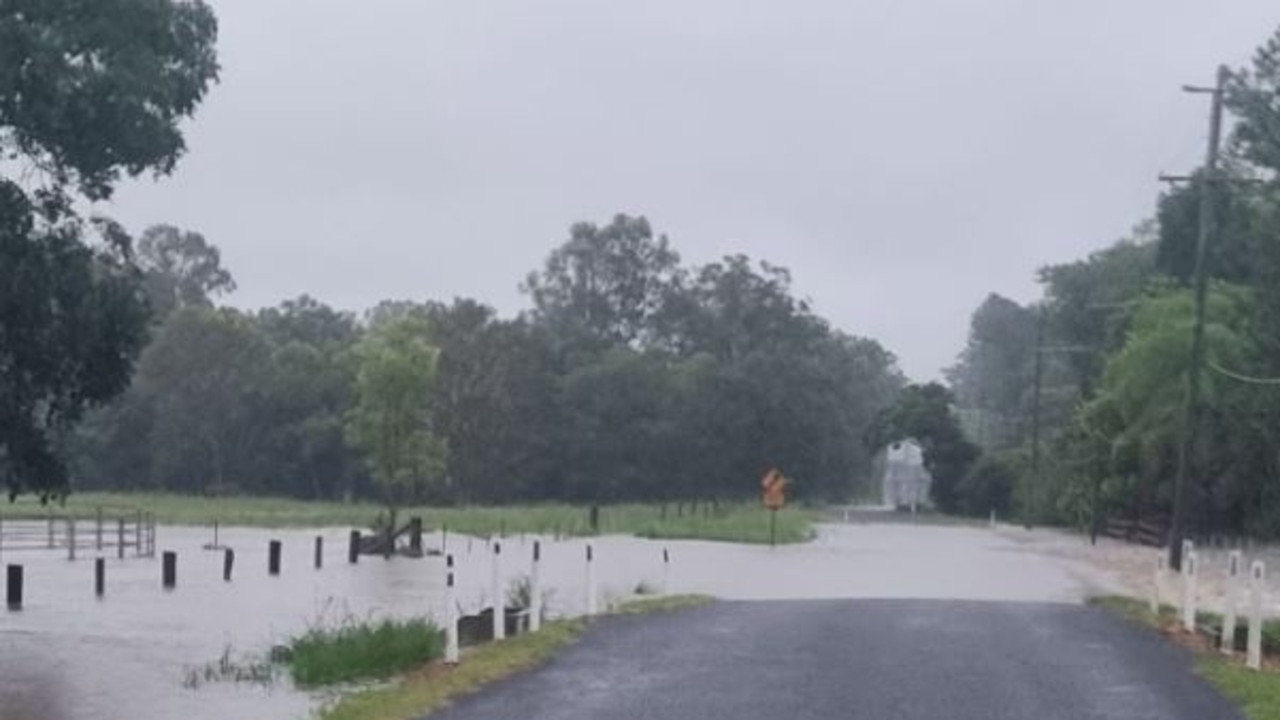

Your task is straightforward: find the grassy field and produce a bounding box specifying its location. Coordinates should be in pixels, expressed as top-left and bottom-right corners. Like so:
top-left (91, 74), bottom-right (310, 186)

top-left (0, 492), bottom-right (815, 544)
top-left (321, 595), bottom-right (713, 720)
top-left (1089, 595), bottom-right (1280, 720)
top-left (287, 618), bottom-right (445, 688)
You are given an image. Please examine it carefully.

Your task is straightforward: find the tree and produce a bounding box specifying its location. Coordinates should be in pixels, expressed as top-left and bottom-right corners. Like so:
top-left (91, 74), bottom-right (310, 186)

top-left (346, 317), bottom-right (448, 515)
top-left (523, 214), bottom-right (681, 349)
top-left (136, 307), bottom-right (271, 494)
top-left (136, 224), bottom-right (235, 319)
top-left (0, 0), bottom-right (220, 499)
top-left (1071, 283), bottom-right (1257, 530)
top-left (1038, 228), bottom-right (1158, 397)
top-left (425, 300), bottom-right (561, 503)
top-left (946, 294), bottom-right (1037, 450)
top-left (868, 383), bottom-right (980, 513)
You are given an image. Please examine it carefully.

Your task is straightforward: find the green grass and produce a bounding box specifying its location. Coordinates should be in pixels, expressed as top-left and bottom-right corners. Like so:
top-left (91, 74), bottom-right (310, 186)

top-left (1, 492), bottom-right (815, 544)
top-left (286, 618), bottom-right (444, 688)
top-left (609, 593), bottom-right (715, 615)
top-left (321, 595), bottom-right (713, 720)
top-left (1200, 656), bottom-right (1280, 720)
top-left (1090, 595), bottom-right (1280, 720)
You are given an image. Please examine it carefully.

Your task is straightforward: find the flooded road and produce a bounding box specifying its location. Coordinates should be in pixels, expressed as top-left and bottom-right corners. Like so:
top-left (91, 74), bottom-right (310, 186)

top-left (0, 520), bottom-right (1123, 720)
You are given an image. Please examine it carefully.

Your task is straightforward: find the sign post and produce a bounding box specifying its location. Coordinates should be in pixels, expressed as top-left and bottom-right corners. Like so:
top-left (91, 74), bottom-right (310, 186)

top-left (761, 469), bottom-right (787, 548)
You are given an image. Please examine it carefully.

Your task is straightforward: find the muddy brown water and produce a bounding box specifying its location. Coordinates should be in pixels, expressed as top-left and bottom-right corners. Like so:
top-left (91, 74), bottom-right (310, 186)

top-left (0, 520), bottom-right (1121, 720)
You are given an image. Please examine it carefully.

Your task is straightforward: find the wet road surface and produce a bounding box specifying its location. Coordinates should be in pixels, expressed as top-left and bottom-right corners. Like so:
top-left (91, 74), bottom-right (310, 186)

top-left (0, 520), bottom-right (1130, 720)
top-left (428, 599), bottom-right (1241, 720)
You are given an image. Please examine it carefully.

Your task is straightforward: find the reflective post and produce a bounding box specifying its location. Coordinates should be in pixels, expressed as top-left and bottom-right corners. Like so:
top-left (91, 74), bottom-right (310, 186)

top-left (530, 541), bottom-right (542, 633)
top-left (491, 540), bottom-right (504, 640)
top-left (1182, 551), bottom-right (1198, 633)
top-left (1222, 550), bottom-right (1242, 654)
top-left (444, 554), bottom-right (459, 663)
top-left (585, 543), bottom-right (597, 616)
top-left (1248, 561), bottom-right (1266, 670)
top-left (1150, 552), bottom-right (1165, 615)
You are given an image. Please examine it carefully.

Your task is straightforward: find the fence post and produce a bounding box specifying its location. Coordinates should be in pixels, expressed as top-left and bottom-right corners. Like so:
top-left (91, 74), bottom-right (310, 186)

top-left (96, 507), bottom-right (103, 551)
top-left (95, 557), bottom-right (105, 598)
top-left (1182, 551), bottom-right (1198, 633)
top-left (1222, 550), bottom-right (1243, 654)
top-left (1248, 560), bottom-right (1266, 670)
top-left (67, 518), bottom-right (76, 561)
top-left (135, 511), bottom-right (142, 557)
top-left (491, 540), bottom-right (504, 640)
top-left (162, 551), bottom-right (177, 590)
top-left (348, 530), bottom-right (360, 564)
top-left (314, 536), bottom-right (323, 569)
top-left (117, 518), bottom-right (125, 559)
top-left (47, 515), bottom-right (54, 549)
top-left (268, 540), bottom-right (282, 576)
top-left (6, 564), bottom-right (22, 610)
top-left (444, 554), bottom-right (459, 664)
top-left (530, 540), bottom-right (542, 633)
top-left (223, 548), bottom-right (235, 582)
top-left (585, 543), bottom-right (597, 616)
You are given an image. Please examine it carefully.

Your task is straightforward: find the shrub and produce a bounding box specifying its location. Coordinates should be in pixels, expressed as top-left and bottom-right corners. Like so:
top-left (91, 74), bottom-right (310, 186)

top-left (287, 618), bottom-right (444, 687)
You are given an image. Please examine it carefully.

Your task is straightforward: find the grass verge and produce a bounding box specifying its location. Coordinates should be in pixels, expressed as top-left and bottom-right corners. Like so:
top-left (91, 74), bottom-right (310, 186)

top-left (1089, 595), bottom-right (1280, 720)
top-left (2, 492), bottom-right (815, 544)
top-left (288, 618), bottom-right (444, 688)
top-left (320, 595), bottom-right (714, 720)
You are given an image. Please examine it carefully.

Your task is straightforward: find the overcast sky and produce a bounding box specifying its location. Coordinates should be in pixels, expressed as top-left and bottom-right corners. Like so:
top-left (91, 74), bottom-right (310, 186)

top-left (109, 1), bottom-right (1279, 381)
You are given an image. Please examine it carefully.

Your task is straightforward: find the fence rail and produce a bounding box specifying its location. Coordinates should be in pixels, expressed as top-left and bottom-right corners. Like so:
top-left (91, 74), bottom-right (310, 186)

top-left (0, 509), bottom-right (156, 559)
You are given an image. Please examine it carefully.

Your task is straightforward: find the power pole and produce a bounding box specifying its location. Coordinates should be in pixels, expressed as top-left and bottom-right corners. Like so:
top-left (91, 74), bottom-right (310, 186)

top-left (1027, 307), bottom-right (1045, 529)
top-left (1167, 64), bottom-right (1229, 572)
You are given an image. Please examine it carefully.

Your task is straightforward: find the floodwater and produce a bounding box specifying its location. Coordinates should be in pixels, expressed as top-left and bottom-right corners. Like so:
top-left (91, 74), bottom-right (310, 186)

top-left (0, 518), bottom-right (1123, 720)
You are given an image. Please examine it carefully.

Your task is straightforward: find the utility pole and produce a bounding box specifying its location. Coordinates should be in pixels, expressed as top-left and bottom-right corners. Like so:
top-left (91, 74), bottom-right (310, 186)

top-left (1167, 65), bottom-right (1229, 572)
top-left (1027, 307), bottom-right (1045, 530)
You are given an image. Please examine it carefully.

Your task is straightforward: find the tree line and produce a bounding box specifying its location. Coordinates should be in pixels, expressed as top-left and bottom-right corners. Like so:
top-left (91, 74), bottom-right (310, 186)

top-left (944, 26), bottom-right (1280, 538)
top-left (66, 217), bottom-right (904, 507)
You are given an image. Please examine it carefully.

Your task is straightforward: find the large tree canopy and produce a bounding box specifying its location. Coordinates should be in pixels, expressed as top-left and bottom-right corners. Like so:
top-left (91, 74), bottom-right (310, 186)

top-left (0, 1), bottom-right (220, 499)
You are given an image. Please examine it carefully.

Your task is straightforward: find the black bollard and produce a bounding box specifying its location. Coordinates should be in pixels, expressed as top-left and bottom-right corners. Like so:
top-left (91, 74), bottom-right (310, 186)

top-left (348, 530), bottom-right (360, 564)
top-left (162, 551), bottom-right (177, 589)
top-left (268, 540), bottom-right (282, 576)
top-left (223, 548), bottom-right (235, 581)
top-left (6, 564), bottom-right (23, 610)
top-left (314, 536), bottom-right (324, 569)
top-left (94, 557), bottom-right (105, 597)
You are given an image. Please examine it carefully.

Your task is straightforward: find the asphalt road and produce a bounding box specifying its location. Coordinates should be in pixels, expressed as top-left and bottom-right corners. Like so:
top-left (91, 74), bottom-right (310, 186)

top-left (428, 600), bottom-right (1242, 720)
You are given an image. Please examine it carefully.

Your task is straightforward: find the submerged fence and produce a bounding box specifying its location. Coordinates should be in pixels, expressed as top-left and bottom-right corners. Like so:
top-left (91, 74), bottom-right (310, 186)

top-left (0, 509), bottom-right (156, 559)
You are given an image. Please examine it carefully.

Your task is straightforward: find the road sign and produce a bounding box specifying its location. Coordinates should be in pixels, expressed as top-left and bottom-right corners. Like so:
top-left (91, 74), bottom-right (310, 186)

top-left (762, 469), bottom-right (786, 510)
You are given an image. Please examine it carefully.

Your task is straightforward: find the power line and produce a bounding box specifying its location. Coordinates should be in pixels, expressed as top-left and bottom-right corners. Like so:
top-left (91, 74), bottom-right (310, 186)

top-left (1208, 361), bottom-right (1280, 386)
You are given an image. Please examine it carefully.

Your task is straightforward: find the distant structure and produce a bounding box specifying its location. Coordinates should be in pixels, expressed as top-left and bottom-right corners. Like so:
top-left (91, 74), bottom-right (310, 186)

top-left (882, 440), bottom-right (931, 512)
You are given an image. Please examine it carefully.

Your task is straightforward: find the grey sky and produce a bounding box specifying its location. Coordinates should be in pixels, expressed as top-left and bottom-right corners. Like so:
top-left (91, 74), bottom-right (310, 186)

top-left (109, 1), bottom-right (1279, 380)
